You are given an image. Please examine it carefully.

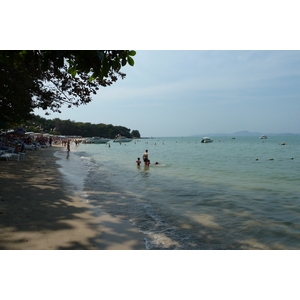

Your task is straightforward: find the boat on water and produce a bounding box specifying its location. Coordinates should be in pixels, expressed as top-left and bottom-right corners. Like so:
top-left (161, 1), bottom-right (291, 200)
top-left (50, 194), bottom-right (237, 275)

top-left (85, 137), bottom-right (111, 144)
top-left (201, 137), bottom-right (213, 143)
top-left (259, 135), bottom-right (268, 139)
top-left (113, 136), bottom-right (133, 143)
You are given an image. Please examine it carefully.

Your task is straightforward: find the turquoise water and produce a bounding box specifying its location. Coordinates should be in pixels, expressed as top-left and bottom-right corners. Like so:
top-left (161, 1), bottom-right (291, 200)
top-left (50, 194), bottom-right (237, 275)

top-left (56, 136), bottom-right (300, 249)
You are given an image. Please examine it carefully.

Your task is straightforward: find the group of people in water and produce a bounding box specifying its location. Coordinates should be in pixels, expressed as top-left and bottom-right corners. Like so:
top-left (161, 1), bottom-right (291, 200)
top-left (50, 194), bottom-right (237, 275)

top-left (136, 149), bottom-right (160, 167)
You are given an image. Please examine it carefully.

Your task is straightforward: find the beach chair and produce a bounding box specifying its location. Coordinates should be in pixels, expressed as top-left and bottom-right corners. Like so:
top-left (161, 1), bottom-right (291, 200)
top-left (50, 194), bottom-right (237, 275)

top-left (0, 151), bottom-right (7, 160)
top-left (0, 152), bottom-right (14, 161)
top-left (0, 152), bottom-right (20, 161)
top-left (24, 144), bottom-right (35, 150)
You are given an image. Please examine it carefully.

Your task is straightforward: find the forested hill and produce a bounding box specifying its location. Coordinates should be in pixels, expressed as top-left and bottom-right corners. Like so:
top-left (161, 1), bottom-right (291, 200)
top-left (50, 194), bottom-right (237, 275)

top-left (25, 115), bottom-right (140, 138)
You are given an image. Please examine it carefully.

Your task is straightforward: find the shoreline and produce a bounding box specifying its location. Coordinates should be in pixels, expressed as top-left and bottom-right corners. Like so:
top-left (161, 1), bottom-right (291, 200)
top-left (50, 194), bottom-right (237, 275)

top-left (0, 145), bottom-right (146, 250)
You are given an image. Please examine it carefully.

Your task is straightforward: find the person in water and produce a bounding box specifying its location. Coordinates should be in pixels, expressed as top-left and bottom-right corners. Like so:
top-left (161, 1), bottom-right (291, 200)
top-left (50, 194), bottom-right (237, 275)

top-left (143, 150), bottom-right (149, 165)
top-left (136, 158), bottom-right (141, 166)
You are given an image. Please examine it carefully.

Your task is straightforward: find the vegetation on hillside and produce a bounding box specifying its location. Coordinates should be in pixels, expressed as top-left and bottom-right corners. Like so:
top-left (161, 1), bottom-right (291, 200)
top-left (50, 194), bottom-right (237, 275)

top-left (24, 115), bottom-right (140, 138)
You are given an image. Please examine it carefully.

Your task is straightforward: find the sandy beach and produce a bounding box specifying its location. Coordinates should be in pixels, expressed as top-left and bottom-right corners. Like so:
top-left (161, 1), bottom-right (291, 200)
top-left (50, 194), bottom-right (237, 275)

top-left (0, 145), bottom-right (146, 250)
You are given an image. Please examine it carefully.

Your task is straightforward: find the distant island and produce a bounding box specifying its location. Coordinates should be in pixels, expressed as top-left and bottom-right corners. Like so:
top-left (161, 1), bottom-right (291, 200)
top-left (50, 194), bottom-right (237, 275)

top-left (191, 130), bottom-right (300, 137)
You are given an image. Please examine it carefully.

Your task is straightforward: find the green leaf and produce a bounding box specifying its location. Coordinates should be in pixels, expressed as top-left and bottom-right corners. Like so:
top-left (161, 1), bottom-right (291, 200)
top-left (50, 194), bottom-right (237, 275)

top-left (128, 56), bottom-right (134, 66)
top-left (19, 50), bottom-right (27, 58)
top-left (68, 67), bottom-right (77, 77)
top-left (129, 51), bottom-right (136, 56)
top-left (88, 75), bottom-right (95, 82)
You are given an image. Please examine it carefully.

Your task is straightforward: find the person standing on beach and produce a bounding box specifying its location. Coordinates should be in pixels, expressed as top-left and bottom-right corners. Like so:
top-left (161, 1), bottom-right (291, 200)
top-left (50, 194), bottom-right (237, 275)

top-left (143, 150), bottom-right (149, 166)
top-left (67, 140), bottom-right (70, 152)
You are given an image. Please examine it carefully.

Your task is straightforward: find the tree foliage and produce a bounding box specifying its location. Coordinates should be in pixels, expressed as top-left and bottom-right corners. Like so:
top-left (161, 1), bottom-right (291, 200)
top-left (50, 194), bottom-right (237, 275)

top-left (131, 130), bottom-right (141, 138)
top-left (0, 50), bottom-right (136, 126)
top-left (25, 115), bottom-right (140, 139)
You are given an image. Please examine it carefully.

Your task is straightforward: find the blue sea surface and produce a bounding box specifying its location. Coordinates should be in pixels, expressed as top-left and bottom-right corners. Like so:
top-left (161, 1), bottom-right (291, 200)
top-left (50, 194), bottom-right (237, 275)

top-left (55, 136), bottom-right (300, 249)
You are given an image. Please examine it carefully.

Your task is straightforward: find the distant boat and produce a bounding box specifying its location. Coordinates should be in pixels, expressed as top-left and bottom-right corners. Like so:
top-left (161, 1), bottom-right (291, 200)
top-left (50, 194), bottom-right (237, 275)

top-left (113, 136), bottom-right (133, 143)
top-left (85, 137), bottom-right (111, 144)
top-left (201, 137), bottom-right (213, 143)
top-left (259, 135), bottom-right (268, 139)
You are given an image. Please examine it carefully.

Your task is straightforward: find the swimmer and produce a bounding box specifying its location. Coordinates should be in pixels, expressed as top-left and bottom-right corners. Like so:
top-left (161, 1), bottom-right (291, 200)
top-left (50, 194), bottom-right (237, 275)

top-left (136, 158), bottom-right (141, 166)
top-left (143, 150), bottom-right (149, 166)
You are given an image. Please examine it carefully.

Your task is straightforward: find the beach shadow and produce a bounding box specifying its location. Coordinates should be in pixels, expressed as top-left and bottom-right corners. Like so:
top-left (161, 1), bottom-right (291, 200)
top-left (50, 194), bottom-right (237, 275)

top-left (0, 147), bottom-right (145, 250)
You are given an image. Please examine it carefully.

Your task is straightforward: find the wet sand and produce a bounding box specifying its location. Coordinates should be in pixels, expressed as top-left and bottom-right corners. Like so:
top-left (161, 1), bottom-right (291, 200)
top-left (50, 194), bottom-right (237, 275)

top-left (0, 145), bottom-right (146, 250)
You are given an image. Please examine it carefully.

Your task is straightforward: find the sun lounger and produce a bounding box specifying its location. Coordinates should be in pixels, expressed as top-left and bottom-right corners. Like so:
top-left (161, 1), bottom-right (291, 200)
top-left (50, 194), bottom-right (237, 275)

top-left (0, 152), bottom-right (20, 161)
top-left (0, 153), bottom-right (14, 161)
top-left (24, 144), bottom-right (36, 150)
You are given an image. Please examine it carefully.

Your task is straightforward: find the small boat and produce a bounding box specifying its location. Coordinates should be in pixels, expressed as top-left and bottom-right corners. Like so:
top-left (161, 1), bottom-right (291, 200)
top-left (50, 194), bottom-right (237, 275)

top-left (85, 137), bottom-right (111, 144)
top-left (259, 135), bottom-right (267, 139)
top-left (113, 136), bottom-right (133, 143)
top-left (201, 137), bottom-right (213, 143)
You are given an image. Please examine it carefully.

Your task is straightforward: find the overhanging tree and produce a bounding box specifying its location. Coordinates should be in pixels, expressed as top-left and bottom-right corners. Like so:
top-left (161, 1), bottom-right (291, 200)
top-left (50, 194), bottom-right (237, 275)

top-left (0, 50), bottom-right (136, 127)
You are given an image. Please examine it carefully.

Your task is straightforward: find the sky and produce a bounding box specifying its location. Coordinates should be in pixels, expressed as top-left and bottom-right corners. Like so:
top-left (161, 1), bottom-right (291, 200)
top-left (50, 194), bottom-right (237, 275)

top-left (35, 50), bottom-right (300, 137)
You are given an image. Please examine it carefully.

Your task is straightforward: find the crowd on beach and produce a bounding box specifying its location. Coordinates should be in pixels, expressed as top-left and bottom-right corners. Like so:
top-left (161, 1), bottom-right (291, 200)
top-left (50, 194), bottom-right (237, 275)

top-left (0, 133), bottom-right (54, 153)
top-left (0, 132), bottom-right (67, 157)
top-left (0, 131), bottom-right (85, 162)
top-left (1, 129), bottom-right (84, 151)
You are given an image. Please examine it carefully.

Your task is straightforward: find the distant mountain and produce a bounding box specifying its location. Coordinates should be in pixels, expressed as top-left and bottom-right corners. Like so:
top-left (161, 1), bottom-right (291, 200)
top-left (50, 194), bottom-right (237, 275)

top-left (191, 131), bottom-right (300, 137)
top-left (231, 131), bottom-right (262, 136)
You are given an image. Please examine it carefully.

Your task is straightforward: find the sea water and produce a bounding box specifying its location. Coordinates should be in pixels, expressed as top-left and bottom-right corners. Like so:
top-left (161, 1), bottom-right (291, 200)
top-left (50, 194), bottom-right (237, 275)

top-left (55, 136), bottom-right (300, 249)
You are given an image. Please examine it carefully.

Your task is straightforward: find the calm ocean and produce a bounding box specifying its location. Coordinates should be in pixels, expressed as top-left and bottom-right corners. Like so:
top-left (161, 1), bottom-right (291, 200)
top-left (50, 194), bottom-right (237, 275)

top-left (55, 136), bottom-right (300, 249)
